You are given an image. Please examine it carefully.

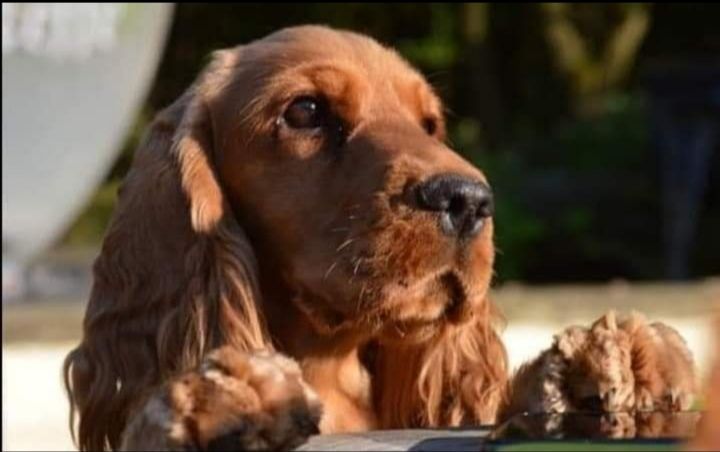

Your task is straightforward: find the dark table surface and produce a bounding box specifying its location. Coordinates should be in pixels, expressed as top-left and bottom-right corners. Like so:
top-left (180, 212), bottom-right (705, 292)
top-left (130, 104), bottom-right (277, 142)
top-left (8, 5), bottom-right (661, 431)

top-left (297, 428), bottom-right (491, 451)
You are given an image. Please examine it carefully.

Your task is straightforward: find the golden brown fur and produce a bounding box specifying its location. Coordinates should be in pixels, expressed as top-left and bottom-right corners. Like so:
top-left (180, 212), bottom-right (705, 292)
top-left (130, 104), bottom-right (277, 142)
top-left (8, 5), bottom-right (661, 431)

top-left (505, 310), bottom-right (697, 418)
top-left (63, 26), bottom-right (695, 451)
top-left (64, 26), bottom-right (507, 451)
top-left (120, 348), bottom-right (321, 451)
top-left (621, 312), bottom-right (698, 411)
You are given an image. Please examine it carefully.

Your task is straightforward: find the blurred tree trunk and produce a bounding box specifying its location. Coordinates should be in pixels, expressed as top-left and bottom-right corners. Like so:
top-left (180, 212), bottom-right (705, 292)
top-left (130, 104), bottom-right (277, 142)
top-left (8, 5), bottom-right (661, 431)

top-left (460, 3), bottom-right (505, 149)
top-left (541, 3), bottom-right (651, 115)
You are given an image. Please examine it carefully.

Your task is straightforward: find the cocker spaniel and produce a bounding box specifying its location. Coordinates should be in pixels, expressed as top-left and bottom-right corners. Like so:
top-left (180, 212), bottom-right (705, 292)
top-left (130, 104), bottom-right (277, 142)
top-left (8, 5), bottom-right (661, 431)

top-left (63, 26), bottom-right (696, 451)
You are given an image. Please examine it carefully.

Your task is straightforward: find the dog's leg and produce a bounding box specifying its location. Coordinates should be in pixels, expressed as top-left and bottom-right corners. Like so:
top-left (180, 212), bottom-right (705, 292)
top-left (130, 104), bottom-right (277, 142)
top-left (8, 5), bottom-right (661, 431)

top-left (502, 349), bottom-right (572, 420)
top-left (120, 347), bottom-right (321, 451)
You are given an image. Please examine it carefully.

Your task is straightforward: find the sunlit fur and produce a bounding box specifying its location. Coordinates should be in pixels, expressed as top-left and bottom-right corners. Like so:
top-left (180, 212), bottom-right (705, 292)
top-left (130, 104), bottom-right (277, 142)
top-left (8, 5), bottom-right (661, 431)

top-left (63, 26), bottom-right (507, 451)
top-left (619, 311), bottom-right (698, 412)
top-left (120, 347), bottom-right (322, 451)
top-left (504, 310), bottom-right (698, 419)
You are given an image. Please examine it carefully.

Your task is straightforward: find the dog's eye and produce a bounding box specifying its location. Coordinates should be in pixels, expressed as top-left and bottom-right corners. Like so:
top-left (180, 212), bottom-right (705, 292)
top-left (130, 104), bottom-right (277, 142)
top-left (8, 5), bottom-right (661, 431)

top-left (284, 96), bottom-right (325, 129)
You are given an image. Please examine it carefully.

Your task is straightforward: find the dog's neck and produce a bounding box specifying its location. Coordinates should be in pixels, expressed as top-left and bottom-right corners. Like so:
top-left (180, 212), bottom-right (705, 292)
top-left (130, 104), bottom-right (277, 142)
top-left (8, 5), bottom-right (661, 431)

top-left (260, 274), bottom-right (378, 433)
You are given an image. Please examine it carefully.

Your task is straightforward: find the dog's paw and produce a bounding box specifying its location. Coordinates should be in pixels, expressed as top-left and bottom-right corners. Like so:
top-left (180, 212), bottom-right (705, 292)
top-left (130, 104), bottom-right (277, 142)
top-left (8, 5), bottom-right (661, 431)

top-left (121, 347), bottom-right (321, 451)
top-left (552, 312), bottom-right (637, 413)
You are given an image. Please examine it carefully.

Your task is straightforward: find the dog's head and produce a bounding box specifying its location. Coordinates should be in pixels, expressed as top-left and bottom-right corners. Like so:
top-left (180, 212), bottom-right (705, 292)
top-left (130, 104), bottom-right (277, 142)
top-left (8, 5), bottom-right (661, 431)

top-left (65, 26), bottom-right (499, 449)
top-left (203, 26), bottom-right (494, 341)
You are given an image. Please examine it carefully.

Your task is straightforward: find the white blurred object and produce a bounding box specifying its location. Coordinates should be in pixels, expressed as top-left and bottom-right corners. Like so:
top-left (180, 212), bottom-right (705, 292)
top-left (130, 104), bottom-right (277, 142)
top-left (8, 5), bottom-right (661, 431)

top-left (2, 3), bottom-right (174, 301)
top-left (1, 260), bottom-right (26, 303)
top-left (2, 3), bottom-right (123, 60)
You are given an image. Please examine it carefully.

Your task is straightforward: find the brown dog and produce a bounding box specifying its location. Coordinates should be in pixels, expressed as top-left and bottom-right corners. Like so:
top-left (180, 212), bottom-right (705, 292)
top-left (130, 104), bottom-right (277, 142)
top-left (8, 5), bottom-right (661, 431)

top-left (63, 26), bottom-right (692, 451)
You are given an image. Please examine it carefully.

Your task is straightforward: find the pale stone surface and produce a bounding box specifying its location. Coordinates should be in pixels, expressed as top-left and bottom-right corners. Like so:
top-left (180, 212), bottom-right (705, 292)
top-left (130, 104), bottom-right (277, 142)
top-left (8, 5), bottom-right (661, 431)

top-left (3, 281), bottom-right (716, 451)
top-left (3, 343), bottom-right (77, 451)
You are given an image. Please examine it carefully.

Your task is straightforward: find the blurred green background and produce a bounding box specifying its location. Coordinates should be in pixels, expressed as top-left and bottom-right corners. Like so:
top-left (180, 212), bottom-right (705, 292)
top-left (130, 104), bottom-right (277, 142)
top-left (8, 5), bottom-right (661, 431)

top-left (61, 3), bottom-right (720, 283)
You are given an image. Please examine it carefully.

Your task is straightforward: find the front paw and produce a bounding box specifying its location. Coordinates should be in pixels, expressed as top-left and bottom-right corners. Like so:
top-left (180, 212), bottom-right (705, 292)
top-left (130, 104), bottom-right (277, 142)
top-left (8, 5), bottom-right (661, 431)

top-left (551, 312), bottom-right (636, 413)
top-left (121, 347), bottom-right (321, 451)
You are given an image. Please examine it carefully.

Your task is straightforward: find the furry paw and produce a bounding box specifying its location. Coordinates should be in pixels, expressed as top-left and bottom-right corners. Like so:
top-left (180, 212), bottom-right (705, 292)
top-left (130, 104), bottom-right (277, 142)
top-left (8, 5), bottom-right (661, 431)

top-left (555, 310), bottom-right (697, 414)
top-left (552, 312), bottom-right (636, 413)
top-left (507, 310), bottom-right (698, 420)
top-left (120, 347), bottom-right (321, 451)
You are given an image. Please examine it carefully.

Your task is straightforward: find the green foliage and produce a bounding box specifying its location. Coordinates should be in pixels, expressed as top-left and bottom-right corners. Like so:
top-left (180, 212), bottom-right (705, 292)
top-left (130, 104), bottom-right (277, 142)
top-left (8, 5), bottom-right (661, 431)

top-left (62, 179), bottom-right (121, 247)
top-left (62, 4), bottom-right (720, 281)
top-left (397, 5), bottom-right (459, 69)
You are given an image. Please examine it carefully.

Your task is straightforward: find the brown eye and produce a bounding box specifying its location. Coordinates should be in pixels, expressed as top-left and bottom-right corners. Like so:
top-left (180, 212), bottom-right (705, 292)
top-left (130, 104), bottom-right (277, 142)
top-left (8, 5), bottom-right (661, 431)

top-left (422, 117), bottom-right (437, 135)
top-left (283, 96), bottom-right (324, 129)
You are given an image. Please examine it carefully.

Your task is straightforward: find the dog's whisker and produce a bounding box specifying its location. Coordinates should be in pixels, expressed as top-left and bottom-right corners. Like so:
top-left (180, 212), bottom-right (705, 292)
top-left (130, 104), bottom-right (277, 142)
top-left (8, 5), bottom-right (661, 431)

top-left (336, 238), bottom-right (356, 252)
top-left (353, 258), bottom-right (363, 276)
top-left (349, 257), bottom-right (364, 284)
top-left (356, 284), bottom-right (368, 313)
top-left (330, 227), bottom-right (351, 234)
top-left (324, 261), bottom-right (339, 281)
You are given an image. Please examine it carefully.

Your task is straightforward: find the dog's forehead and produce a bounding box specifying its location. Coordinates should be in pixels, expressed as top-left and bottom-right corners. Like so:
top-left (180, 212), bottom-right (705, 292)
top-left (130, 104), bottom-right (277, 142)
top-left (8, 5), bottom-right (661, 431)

top-left (207, 26), bottom-right (444, 133)
top-left (260, 26), bottom-right (402, 64)
top-left (241, 26), bottom-right (429, 92)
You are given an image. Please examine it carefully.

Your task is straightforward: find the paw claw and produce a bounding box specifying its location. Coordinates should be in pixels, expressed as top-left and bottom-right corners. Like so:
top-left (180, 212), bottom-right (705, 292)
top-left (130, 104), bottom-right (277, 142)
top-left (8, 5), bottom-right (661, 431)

top-left (635, 388), bottom-right (655, 412)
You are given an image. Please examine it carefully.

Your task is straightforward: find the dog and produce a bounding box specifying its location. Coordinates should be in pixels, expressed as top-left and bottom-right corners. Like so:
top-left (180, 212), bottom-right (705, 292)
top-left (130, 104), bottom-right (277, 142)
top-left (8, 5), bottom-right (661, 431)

top-left (63, 26), bottom-right (691, 451)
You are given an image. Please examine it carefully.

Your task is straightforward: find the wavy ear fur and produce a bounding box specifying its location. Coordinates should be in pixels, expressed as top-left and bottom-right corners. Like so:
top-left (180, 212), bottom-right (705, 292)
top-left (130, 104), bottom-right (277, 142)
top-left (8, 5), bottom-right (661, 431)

top-left (63, 50), bottom-right (270, 451)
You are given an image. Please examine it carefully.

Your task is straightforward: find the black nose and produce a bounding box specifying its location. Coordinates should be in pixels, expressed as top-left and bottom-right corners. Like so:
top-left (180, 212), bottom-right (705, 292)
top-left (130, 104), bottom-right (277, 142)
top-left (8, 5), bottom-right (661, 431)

top-left (415, 174), bottom-right (493, 240)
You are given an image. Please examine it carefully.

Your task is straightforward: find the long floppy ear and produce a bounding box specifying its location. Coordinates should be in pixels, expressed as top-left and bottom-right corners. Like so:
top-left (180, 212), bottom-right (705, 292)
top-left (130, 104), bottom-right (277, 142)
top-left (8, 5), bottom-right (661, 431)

top-left (63, 50), bottom-right (270, 451)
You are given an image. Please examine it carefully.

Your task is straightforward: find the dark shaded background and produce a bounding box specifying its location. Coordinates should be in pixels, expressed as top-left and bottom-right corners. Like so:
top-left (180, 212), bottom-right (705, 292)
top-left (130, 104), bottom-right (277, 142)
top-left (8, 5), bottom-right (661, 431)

top-left (63, 3), bottom-right (720, 283)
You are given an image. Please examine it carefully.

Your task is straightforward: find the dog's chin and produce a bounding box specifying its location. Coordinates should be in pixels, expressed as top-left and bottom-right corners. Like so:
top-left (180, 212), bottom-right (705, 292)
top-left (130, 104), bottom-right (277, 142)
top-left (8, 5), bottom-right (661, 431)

top-left (376, 270), bottom-right (481, 344)
top-left (291, 268), bottom-right (487, 343)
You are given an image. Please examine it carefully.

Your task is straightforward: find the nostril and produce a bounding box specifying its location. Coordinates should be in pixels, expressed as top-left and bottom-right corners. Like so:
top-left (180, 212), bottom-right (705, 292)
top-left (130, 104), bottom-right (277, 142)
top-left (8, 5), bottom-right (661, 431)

top-left (448, 195), bottom-right (466, 218)
top-left (475, 195), bottom-right (493, 219)
top-left (415, 174), bottom-right (492, 240)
